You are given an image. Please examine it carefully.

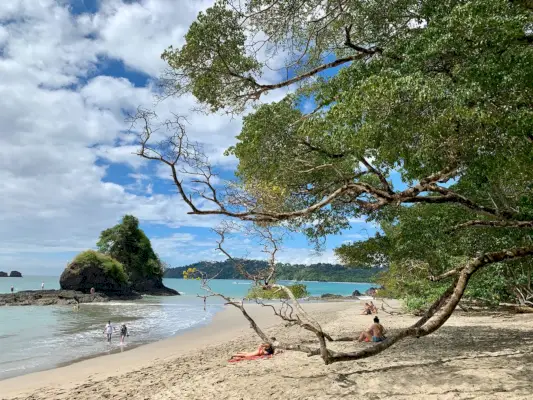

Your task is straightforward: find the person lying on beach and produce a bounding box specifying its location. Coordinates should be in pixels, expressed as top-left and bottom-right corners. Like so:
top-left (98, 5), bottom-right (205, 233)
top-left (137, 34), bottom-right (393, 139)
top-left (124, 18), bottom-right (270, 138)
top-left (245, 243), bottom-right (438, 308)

top-left (230, 343), bottom-right (274, 360)
top-left (358, 316), bottom-right (386, 343)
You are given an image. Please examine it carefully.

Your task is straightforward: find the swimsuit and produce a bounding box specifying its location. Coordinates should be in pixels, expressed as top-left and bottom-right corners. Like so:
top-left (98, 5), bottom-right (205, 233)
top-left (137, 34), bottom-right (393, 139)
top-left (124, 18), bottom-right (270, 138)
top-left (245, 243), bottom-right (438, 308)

top-left (372, 336), bottom-right (384, 342)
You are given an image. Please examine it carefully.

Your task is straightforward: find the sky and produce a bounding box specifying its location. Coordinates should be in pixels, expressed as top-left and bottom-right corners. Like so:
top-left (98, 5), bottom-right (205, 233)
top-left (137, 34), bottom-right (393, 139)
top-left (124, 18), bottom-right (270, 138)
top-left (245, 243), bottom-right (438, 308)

top-left (0, 0), bottom-right (378, 276)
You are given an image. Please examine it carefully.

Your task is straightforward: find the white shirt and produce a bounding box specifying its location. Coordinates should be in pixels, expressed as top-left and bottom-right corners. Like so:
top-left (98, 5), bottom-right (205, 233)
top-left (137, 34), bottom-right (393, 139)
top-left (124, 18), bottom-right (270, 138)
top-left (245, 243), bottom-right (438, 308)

top-left (105, 324), bottom-right (113, 334)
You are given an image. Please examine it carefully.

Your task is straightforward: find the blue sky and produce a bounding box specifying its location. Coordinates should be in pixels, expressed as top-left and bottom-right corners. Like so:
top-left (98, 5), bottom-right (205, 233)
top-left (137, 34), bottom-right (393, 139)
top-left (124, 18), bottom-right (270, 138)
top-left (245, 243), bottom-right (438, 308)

top-left (0, 0), bottom-right (379, 276)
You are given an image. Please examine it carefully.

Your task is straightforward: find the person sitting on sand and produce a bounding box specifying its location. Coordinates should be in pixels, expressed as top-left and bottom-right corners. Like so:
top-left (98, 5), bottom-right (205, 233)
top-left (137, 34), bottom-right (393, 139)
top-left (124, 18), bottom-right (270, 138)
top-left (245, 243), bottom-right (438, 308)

top-left (361, 302), bottom-right (372, 315)
top-left (370, 301), bottom-right (378, 314)
top-left (358, 316), bottom-right (386, 343)
top-left (230, 343), bottom-right (274, 360)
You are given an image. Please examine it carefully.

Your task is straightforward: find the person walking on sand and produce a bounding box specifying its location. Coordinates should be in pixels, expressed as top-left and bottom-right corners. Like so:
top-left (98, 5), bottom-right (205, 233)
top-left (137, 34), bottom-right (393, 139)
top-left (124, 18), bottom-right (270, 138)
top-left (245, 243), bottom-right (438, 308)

top-left (120, 324), bottom-right (129, 345)
top-left (103, 321), bottom-right (116, 343)
top-left (358, 316), bottom-right (386, 343)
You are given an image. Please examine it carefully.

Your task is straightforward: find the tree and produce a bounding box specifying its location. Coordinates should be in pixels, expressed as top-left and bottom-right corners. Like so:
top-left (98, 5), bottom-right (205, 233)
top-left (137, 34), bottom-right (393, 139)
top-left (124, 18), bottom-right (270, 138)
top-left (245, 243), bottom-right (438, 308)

top-left (130, 0), bottom-right (533, 363)
top-left (97, 215), bottom-right (165, 283)
top-left (336, 202), bottom-right (533, 311)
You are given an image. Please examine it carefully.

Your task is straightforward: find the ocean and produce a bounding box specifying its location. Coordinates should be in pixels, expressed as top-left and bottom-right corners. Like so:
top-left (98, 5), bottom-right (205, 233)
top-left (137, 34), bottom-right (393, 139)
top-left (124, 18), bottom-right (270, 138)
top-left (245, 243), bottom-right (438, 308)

top-left (0, 276), bottom-right (373, 380)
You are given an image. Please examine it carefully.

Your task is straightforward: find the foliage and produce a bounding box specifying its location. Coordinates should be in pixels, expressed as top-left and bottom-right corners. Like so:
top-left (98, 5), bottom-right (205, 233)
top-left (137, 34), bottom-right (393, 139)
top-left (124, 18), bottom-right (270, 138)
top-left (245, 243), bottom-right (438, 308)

top-left (165, 259), bottom-right (381, 282)
top-left (97, 215), bottom-right (165, 281)
top-left (157, 0), bottom-right (533, 316)
top-left (337, 202), bottom-right (533, 310)
top-left (71, 250), bottom-right (128, 284)
top-left (246, 283), bottom-right (310, 300)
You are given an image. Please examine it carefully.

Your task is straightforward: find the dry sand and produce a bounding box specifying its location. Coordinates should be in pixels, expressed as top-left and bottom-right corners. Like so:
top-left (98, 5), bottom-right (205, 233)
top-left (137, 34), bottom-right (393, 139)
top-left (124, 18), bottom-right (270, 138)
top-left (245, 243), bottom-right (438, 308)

top-left (2, 300), bottom-right (533, 400)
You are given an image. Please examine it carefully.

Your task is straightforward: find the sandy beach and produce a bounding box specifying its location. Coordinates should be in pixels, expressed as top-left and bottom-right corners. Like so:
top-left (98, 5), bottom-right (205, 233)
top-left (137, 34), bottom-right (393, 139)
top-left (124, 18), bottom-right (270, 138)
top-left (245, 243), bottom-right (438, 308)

top-left (2, 300), bottom-right (533, 400)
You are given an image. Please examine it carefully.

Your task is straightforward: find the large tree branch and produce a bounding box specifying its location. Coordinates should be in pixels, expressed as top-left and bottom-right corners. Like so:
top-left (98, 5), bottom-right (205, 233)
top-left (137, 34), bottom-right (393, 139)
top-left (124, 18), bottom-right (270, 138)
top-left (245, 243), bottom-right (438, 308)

top-left (344, 25), bottom-right (382, 55)
top-left (328, 245), bottom-right (533, 362)
top-left (133, 121), bottom-right (521, 224)
top-left (243, 54), bottom-right (368, 100)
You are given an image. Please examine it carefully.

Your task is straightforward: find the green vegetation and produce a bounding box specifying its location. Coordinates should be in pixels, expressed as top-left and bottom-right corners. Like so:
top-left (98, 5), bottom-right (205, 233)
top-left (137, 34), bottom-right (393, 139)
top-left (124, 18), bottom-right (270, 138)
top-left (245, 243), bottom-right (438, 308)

top-left (71, 250), bottom-right (128, 284)
top-left (246, 283), bottom-right (309, 300)
top-left (165, 260), bottom-right (380, 282)
top-left (132, 0), bottom-right (533, 362)
top-left (97, 215), bottom-right (165, 282)
top-left (336, 203), bottom-right (533, 311)
top-left (155, 0), bottom-right (533, 314)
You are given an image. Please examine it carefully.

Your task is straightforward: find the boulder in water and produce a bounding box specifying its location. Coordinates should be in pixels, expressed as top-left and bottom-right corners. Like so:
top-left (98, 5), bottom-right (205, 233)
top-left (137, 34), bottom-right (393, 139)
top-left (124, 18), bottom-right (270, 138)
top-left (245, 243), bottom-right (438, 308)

top-left (9, 271), bottom-right (22, 277)
top-left (321, 293), bottom-right (344, 299)
top-left (0, 271), bottom-right (8, 277)
top-left (352, 289), bottom-right (362, 297)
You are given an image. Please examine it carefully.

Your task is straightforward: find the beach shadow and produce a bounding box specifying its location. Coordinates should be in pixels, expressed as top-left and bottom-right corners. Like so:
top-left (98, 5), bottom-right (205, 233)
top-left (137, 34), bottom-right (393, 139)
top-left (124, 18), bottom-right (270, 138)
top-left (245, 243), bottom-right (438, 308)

top-left (280, 325), bottom-right (533, 382)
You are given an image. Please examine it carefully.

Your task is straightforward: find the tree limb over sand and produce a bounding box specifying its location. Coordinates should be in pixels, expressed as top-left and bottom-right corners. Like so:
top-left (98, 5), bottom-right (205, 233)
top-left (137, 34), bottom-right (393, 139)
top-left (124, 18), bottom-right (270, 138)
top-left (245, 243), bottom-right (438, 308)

top-left (187, 223), bottom-right (533, 364)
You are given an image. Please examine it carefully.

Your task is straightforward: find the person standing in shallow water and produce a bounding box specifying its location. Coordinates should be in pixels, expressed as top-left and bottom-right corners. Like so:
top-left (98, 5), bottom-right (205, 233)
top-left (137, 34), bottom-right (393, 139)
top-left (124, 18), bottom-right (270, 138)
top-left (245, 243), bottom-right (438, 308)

top-left (120, 324), bottom-right (129, 345)
top-left (41, 282), bottom-right (44, 290)
top-left (103, 321), bottom-right (116, 343)
top-left (10, 285), bottom-right (14, 294)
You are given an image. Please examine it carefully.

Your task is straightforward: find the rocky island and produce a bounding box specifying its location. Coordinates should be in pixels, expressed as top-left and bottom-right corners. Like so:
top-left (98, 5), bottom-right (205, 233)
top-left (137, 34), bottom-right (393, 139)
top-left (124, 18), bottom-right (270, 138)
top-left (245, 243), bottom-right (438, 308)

top-left (0, 271), bottom-right (23, 277)
top-left (1, 215), bottom-right (178, 306)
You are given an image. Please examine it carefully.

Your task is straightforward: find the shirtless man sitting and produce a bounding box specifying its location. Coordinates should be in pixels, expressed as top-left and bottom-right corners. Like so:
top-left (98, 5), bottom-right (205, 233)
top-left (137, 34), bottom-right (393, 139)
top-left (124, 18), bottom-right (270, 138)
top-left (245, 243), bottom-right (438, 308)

top-left (358, 316), bottom-right (386, 343)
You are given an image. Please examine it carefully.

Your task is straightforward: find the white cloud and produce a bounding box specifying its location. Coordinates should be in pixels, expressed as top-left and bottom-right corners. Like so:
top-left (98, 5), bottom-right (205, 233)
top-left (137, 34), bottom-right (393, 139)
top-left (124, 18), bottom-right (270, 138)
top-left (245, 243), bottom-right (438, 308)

top-left (92, 0), bottom-right (211, 76)
top-left (0, 0), bottom-right (371, 275)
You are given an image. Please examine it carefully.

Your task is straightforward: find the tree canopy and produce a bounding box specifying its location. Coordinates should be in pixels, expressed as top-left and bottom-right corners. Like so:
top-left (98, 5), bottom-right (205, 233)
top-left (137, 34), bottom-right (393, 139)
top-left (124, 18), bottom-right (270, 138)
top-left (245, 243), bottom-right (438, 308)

top-left (131, 0), bottom-right (533, 363)
top-left (97, 215), bottom-right (165, 282)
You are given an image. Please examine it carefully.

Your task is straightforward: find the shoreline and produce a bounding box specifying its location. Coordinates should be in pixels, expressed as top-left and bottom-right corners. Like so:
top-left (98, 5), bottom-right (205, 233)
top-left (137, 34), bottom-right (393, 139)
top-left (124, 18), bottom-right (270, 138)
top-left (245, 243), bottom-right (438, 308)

top-left (2, 300), bottom-right (533, 399)
top-left (0, 301), bottom-right (356, 399)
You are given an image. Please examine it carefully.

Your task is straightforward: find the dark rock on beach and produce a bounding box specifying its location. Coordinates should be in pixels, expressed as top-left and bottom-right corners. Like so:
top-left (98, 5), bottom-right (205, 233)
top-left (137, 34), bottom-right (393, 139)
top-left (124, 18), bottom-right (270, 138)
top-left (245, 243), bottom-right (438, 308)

top-left (321, 293), bottom-right (345, 299)
top-left (0, 289), bottom-right (140, 306)
top-left (352, 289), bottom-right (362, 297)
top-left (365, 287), bottom-right (383, 296)
top-left (9, 271), bottom-right (22, 277)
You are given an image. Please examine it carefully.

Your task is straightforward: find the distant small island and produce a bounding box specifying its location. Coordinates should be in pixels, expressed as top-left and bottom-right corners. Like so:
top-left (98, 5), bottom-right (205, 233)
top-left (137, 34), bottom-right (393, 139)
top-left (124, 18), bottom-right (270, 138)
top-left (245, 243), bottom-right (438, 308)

top-left (165, 260), bottom-right (381, 282)
top-left (0, 271), bottom-right (23, 277)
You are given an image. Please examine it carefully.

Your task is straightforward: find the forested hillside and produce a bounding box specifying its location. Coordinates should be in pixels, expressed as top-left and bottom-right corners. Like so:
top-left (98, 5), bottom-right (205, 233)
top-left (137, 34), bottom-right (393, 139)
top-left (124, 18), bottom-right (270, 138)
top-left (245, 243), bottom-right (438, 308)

top-left (164, 260), bottom-right (380, 282)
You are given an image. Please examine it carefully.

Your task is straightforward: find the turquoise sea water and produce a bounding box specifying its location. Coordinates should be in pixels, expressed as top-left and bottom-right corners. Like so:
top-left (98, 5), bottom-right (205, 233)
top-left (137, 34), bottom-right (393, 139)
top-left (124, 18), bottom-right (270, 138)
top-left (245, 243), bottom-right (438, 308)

top-left (0, 276), bottom-right (372, 380)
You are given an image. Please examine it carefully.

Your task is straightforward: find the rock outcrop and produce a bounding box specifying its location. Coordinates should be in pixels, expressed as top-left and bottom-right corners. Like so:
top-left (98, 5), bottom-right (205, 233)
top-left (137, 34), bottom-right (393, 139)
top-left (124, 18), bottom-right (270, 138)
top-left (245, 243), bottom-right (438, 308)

top-left (9, 271), bottom-right (22, 277)
top-left (60, 250), bottom-right (137, 297)
top-left (320, 293), bottom-right (344, 299)
top-left (60, 250), bottom-right (179, 297)
top-left (365, 287), bottom-right (384, 296)
top-left (60, 263), bottom-right (134, 297)
top-left (0, 271), bottom-right (8, 277)
top-left (352, 289), bottom-right (362, 297)
top-left (131, 278), bottom-right (179, 296)
top-left (0, 290), bottom-right (140, 306)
